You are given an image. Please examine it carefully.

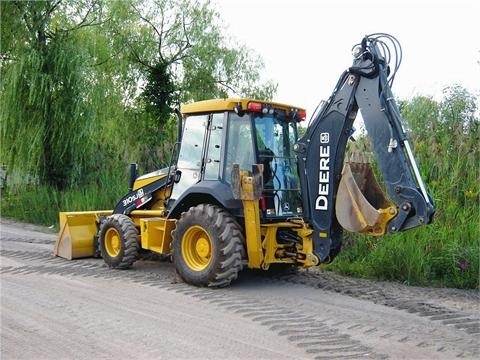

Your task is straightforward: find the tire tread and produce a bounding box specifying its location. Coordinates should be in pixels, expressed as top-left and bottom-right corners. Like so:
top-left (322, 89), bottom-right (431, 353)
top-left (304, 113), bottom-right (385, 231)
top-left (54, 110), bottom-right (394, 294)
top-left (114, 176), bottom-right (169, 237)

top-left (172, 204), bottom-right (245, 288)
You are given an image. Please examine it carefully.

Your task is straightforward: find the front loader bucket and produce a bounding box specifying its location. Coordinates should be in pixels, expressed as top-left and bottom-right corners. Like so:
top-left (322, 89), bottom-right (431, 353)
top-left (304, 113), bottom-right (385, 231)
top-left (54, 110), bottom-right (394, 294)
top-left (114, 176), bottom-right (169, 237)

top-left (54, 211), bottom-right (111, 260)
top-left (336, 158), bottom-right (397, 236)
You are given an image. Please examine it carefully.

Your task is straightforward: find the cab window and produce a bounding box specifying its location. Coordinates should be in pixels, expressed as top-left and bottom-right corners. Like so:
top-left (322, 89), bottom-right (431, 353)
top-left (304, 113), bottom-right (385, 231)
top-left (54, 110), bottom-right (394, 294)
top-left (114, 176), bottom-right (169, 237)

top-left (224, 113), bottom-right (254, 183)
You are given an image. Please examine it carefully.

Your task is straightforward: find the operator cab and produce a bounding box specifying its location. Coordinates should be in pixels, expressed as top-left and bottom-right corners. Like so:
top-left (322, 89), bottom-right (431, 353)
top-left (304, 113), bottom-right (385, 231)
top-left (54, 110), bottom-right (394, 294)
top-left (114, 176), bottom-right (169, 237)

top-left (173, 98), bottom-right (306, 220)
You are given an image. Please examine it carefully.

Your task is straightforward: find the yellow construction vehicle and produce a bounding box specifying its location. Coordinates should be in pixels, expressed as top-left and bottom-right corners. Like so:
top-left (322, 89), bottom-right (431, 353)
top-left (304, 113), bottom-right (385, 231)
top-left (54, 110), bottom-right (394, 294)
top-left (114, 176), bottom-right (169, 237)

top-left (55, 33), bottom-right (435, 287)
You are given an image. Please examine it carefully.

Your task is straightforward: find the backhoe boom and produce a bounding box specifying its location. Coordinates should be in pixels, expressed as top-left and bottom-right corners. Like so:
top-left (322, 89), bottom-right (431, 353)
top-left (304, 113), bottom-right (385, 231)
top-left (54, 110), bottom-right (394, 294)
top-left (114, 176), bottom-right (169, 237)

top-left (295, 34), bottom-right (435, 262)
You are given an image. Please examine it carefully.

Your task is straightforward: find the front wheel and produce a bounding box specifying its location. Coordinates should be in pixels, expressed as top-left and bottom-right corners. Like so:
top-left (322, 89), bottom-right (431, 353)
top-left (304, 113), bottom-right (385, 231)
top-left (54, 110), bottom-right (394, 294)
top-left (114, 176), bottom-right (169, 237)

top-left (99, 214), bottom-right (139, 269)
top-left (172, 204), bottom-right (245, 287)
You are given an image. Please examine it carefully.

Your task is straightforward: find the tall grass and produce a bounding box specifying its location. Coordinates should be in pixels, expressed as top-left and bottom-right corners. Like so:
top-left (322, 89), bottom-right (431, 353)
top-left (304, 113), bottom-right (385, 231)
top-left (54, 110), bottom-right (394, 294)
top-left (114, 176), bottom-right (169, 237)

top-left (328, 219), bottom-right (479, 289)
top-left (1, 171), bottom-right (128, 227)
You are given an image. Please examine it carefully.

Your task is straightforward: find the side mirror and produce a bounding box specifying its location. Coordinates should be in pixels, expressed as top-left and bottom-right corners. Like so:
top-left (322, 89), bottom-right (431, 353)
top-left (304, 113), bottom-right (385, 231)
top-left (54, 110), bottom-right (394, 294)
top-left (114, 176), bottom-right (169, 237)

top-left (174, 170), bottom-right (182, 183)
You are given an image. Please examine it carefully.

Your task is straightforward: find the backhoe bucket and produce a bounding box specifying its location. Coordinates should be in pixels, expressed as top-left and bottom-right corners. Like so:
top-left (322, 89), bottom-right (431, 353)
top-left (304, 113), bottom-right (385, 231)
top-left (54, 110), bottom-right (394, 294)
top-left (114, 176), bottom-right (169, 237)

top-left (54, 211), bottom-right (111, 260)
top-left (336, 158), bottom-right (397, 236)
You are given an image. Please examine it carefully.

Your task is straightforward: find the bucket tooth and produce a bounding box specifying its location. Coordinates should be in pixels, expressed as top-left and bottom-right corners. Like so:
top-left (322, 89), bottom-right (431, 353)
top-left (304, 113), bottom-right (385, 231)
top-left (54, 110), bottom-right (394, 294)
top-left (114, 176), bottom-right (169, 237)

top-left (336, 159), bottom-right (396, 236)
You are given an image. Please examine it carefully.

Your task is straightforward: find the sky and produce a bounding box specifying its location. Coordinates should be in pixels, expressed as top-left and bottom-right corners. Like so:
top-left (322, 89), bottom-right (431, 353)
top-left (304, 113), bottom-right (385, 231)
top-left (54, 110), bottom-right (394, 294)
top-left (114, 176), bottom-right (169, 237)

top-left (213, 0), bottom-right (479, 117)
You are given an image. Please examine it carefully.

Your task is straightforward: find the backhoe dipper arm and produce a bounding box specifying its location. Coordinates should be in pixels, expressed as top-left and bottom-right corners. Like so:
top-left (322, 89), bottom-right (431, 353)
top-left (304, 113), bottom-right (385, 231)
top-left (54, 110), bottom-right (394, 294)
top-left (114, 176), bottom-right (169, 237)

top-left (295, 34), bottom-right (435, 262)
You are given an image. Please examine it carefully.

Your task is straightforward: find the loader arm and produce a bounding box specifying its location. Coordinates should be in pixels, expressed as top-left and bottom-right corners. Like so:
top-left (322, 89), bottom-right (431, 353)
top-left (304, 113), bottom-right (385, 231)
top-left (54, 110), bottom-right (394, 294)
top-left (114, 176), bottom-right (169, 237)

top-left (295, 34), bottom-right (435, 262)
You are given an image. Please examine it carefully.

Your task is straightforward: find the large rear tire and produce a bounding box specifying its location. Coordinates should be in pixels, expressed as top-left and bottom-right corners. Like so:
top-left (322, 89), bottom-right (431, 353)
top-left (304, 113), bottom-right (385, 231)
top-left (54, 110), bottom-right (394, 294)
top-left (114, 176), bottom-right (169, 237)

top-left (172, 204), bottom-right (245, 287)
top-left (99, 214), bottom-right (139, 269)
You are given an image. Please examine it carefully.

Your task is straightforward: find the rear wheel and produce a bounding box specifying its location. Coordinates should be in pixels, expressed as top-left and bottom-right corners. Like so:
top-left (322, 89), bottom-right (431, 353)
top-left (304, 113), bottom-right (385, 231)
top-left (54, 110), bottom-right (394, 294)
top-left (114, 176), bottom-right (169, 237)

top-left (99, 214), bottom-right (139, 269)
top-left (172, 204), bottom-right (245, 287)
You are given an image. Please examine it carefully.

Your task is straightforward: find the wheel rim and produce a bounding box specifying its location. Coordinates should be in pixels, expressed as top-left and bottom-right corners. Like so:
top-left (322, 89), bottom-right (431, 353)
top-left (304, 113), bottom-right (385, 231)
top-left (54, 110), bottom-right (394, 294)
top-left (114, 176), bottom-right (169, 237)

top-left (104, 227), bottom-right (122, 257)
top-left (181, 225), bottom-right (212, 271)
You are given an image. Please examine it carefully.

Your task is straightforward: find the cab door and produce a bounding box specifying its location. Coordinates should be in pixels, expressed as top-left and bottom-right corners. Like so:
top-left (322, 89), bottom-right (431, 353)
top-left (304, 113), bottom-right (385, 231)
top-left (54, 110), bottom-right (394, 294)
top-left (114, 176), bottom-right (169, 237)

top-left (169, 114), bottom-right (208, 202)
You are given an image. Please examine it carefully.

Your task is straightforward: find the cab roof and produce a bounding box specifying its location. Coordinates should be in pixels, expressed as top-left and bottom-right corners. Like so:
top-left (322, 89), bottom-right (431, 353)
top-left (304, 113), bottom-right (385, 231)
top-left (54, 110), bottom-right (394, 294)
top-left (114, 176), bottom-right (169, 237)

top-left (180, 98), bottom-right (305, 116)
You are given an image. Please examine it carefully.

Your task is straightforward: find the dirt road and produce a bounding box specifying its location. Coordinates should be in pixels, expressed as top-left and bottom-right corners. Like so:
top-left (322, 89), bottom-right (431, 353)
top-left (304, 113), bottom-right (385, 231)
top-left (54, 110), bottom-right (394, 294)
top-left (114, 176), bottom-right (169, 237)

top-left (1, 219), bottom-right (479, 359)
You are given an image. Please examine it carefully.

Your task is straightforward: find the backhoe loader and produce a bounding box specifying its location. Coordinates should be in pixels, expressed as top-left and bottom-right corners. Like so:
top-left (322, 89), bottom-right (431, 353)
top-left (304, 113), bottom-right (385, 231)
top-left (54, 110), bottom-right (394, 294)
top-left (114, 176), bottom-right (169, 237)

top-left (54, 33), bottom-right (435, 287)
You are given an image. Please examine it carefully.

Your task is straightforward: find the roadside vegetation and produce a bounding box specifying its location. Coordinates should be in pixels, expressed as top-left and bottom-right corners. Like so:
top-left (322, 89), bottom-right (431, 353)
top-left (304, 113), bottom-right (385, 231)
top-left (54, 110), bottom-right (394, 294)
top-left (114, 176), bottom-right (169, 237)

top-left (1, 1), bottom-right (478, 289)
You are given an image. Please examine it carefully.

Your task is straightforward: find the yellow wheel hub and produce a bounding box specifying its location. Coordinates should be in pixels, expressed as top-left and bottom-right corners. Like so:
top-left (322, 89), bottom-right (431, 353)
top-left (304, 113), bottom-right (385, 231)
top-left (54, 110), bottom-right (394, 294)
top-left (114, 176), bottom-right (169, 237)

top-left (182, 226), bottom-right (212, 271)
top-left (104, 228), bottom-right (122, 257)
top-left (195, 237), bottom-right (211, 258)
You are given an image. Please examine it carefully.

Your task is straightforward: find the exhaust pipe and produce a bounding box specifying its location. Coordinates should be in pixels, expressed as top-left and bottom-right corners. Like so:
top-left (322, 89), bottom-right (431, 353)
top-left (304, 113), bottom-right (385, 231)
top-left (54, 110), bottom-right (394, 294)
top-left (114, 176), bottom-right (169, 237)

top-left (128, 163), bottom-right (137, 191)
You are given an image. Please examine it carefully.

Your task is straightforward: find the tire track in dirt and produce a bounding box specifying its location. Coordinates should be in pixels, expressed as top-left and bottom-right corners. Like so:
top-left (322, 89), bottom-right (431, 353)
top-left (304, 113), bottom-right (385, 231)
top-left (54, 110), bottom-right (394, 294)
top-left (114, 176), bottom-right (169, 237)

top-left (1, 248), bottom-right (384, 359)
top-left (2, 234), bottom-right (479, 358)
top-left (170, 285), bottom-right (384, 359)
top-left (0, 236), bottom-right (54, 245)
top-left (272, 269), bottom-right (480, 336)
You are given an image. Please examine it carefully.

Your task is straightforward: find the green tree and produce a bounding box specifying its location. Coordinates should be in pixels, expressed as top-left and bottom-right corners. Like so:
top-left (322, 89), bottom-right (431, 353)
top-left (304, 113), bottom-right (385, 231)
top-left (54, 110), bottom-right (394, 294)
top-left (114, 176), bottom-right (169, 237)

top-left (114, 0), bottom-right (277, 170)
top-left (0, 1), bottom-right (106, 189)
top-left (1, 0), bottom-right (278, 189)
top-left (127, 0), bottom-right (277, 104)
